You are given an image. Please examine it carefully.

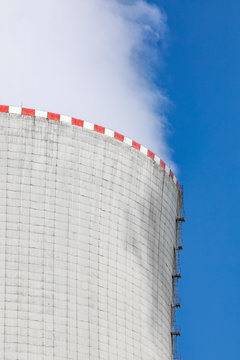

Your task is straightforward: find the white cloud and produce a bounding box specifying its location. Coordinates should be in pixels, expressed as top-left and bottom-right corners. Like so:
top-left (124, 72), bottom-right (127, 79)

top-left (0, 0), bottom-right (174, 167)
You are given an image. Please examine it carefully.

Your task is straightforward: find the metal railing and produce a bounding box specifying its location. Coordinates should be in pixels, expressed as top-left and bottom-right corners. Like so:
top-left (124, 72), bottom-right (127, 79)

top-left (172, 185), bottom-right (185, 360)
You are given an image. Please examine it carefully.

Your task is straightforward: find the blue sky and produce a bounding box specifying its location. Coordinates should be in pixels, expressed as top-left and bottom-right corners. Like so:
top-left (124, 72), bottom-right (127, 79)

top-left (156, 0), bottom-right (240, 358)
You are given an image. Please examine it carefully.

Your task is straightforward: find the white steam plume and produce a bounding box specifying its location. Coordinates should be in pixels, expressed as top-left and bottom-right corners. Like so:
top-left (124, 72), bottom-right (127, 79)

top-left (0, 0), bottom-right (173, 166)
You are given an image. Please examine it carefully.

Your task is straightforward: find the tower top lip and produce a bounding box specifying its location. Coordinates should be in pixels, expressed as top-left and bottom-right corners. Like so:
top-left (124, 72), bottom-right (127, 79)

top-left (0, 105), bottom-right (180, 191)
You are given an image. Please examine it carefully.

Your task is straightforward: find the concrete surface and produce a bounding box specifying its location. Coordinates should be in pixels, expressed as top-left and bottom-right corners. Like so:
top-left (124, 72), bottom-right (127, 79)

top-left (0, 112), bottom-right (181, 360)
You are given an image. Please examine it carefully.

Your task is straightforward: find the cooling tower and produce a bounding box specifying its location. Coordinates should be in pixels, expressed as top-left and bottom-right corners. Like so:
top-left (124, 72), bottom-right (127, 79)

top-left (0, 105), bottom-right (183, 360)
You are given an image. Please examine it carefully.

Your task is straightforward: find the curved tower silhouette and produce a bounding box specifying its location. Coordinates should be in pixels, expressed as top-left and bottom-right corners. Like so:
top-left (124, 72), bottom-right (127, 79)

top-left (0, 105), bottom-right (182, 360)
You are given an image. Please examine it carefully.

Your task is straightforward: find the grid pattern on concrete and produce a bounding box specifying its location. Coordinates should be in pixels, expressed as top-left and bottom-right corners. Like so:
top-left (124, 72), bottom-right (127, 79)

top-left (0, 112), bottom-right (181, 360)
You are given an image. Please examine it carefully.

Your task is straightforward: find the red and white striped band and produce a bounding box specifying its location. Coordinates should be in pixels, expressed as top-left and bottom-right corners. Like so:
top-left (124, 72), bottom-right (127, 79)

top-left (0, 105), bottom-right (180, 190)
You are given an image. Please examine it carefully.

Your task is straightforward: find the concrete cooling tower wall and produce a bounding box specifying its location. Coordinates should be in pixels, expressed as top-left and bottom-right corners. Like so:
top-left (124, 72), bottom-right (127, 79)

top-left (0, 105), bottom-right (182, 360)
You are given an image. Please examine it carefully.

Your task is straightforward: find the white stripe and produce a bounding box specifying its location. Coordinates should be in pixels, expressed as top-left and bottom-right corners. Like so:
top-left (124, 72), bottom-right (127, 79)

top-left (173, 175), bottom-right (177, 184)
top-left (35, 110), bottom-right (47, 118)
top-left (83, 121), bottom-right (94, 130)
top-left (9, 106), bottom-right (21, 114)
top-left (60, 114), bottom-right (71, 124)
top-left (124, 137), bottom-right (132, 146)
top-left (165, 165), bottom-right (170, 175)
top-left (105, 128), bottom-right (114, 137)
top-left (154, 155), bottom-right (160, 165)
top-left (140, 145), bottom-right (148, 155)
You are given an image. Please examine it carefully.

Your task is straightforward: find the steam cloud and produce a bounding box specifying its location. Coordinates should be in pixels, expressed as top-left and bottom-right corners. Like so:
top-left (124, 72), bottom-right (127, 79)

top-left (0, 0), bottom-right (173, 166)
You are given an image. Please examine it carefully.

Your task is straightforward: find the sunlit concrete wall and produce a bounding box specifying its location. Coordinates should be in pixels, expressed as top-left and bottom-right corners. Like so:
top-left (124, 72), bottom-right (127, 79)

top-left (0, 110), bottom-right (181, 360)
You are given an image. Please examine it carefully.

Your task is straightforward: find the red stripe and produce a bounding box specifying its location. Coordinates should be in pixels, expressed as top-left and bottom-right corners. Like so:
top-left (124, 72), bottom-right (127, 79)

top-left (22, 108), bottom-right (35, 116)
top-left (169, 170), bottom-right (174, 179)
top-left (132, 141), bottom-right (140, 150)
top-left (48, 112), bottom-right (60, 121)
top-left (72, 118), bottom-right (83, 127)
top-left (114, 132), bottom-right (124, 142)
top-left (177, 181), bottom-right (180, 189)
top-left (160, 160), bottom-right (166, 169)
top-left (147, 150), bottom-right (155, 160)
top-left (94, 124), bottom-right (105, 134)
top-left (0, 105), bottom-right (9, 113)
